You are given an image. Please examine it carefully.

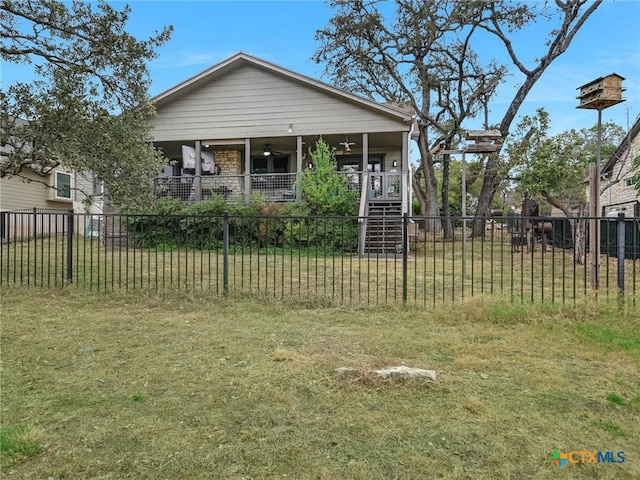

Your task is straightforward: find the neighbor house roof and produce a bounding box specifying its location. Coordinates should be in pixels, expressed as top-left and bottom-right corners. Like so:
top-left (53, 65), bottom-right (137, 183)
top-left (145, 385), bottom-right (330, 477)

top-left (602, 114), bottom-right (640, 176)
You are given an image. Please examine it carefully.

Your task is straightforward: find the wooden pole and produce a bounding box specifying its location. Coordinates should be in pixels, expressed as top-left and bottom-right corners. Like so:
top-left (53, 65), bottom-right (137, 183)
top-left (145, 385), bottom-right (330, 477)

top-left (589, 163), bottom-right (598, 290)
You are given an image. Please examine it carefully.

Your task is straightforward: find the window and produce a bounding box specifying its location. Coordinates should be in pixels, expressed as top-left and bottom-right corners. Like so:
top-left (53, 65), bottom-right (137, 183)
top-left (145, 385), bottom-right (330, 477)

top-left (336, 155), bottom-right (383, 172)
top-left (251, 157), bottom-right (268, 174)
top-left (273, 156), bottom-right (289, 173)
top-left (250, 156), bottom-right (288, 174)
top-left (625, 178), bottom-right (635, 187)
top-left (93, 173), bottom-right (104, 195)
top-left (54, 172), bottom-right (72, 200)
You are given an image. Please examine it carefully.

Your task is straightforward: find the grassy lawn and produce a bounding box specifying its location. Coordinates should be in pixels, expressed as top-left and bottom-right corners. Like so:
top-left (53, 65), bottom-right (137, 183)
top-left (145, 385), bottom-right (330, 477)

top-left (3, 235), bottom-right (638, 306)
top-left (1, 288), bottom-right (639, 479)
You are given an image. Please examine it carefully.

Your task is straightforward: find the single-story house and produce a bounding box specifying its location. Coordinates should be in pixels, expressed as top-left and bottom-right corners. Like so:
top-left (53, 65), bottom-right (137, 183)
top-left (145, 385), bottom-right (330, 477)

top-left (601, 114), bottom-right (640, 217)
top-left (149, 52), bottom-right (416, 253)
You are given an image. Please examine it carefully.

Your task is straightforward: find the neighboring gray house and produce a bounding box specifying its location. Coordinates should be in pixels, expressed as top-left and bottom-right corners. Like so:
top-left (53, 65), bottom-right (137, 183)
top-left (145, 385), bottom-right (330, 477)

top-left (601, 115), bottom-right (640, 217)
top-left (149, 52), bottom-right (415, 253)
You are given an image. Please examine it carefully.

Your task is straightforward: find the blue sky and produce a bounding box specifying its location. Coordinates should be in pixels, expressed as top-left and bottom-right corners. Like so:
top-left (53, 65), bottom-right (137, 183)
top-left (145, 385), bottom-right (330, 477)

top-left (3, 0), bottom-right (639, 135)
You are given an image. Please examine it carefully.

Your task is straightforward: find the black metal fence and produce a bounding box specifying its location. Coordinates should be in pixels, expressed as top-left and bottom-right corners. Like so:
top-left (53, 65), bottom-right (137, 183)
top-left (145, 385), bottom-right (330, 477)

top-left (1, 210), bottom-right (638, 306)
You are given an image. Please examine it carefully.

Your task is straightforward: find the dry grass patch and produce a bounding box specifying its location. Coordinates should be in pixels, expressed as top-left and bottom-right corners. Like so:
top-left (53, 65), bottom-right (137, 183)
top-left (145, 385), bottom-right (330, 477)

top-left (463, 396), bottom-right (487, 414)
top-left (271, 348), bottom-right (307, 362)
top-left (1, 288), bottom-right (639, 479)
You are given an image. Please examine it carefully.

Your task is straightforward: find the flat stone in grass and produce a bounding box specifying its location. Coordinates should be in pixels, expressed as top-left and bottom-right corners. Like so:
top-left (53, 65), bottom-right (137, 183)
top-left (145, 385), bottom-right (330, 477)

top-left (336, 366), bottom-right (437, 381)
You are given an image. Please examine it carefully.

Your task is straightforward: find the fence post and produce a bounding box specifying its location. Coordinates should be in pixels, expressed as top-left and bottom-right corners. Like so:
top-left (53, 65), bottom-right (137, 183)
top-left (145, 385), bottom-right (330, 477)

top-left (402, 212), bottom-right (408, 305)
top-left (223, 211), bottom-right (229, 295)
top-left (66, 209), bottom-right (74, 284)
top-left (617, 212), bottom-right (625, 297)
top-left (32, 207), bottom-right (37, 241)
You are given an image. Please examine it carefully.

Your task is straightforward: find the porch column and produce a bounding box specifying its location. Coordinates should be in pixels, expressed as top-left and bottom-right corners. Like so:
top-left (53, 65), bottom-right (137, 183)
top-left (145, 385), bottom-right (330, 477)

top-left (401, 131), bottom-right (410, 216)
top-left (194, 140), bottom-right (202, 201)
top-left (244, 138), bottom-right (251, 201)
top-left (296, 135), bottom-right (303, 200)
top-left (362, 133), bottom-right (369, 171)
top-left (149, 141), bottom-right (156, 193)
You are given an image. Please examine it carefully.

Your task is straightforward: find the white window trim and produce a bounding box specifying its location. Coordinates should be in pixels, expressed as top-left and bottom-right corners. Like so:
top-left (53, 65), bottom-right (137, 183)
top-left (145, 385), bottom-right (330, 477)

top-left (49, 171), bottom-right (73, 202)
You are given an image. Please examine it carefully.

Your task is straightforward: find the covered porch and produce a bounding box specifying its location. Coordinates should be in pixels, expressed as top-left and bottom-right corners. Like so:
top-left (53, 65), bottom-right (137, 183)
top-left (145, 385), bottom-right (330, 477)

top-left (151, 131), bottom-right (411, 209)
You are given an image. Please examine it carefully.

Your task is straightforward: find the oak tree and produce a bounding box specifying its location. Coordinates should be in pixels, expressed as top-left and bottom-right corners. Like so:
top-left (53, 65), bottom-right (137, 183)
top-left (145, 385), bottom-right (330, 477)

top-left (1, 0), bottom-right (172, 210)
top-left (313, 0), bottom-right (602, 234)
top-left (510, 109), bottom-right (624, 263)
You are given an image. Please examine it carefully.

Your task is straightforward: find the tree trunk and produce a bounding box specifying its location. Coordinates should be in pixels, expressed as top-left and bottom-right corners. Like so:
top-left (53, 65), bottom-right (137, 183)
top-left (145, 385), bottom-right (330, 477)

top-left (441, 155), bottom-right (453, 239)
top-left (572, 217), bottom-right (587, 265)
top-left (472, 153), bottom-right (500, 236)
top-left (571, 203), bottom-right (589, 265)
top-left (414, 128), bottom-right (441, 233)
top-left (545, 194), bottom-right (588, 265)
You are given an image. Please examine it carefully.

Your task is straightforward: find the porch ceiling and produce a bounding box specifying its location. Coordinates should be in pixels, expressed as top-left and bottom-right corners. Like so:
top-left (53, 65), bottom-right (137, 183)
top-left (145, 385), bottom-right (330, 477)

top-left (155, 132), bottom-right (403, 160)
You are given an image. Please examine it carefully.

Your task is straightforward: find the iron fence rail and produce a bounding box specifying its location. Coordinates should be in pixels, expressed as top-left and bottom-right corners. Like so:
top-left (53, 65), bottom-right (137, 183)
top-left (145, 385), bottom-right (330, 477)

top-left (1, 211), bottom-right (637, 306)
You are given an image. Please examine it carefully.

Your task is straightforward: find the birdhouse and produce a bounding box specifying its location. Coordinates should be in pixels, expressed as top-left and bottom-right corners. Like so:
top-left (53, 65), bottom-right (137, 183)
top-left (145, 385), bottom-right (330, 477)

top-left (464, 129), bottom-right (502, 153)
top-left (576, 73), bottom-right (625, 110)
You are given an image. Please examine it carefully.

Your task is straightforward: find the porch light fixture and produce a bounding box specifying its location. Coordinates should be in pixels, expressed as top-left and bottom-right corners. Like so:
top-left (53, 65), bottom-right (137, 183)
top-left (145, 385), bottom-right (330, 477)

top-left (288, 124), bottom-right (293, 133)
top-left (263, 146), bottom-right (271, 156)
top-left (392, 160), bottom-right (397, 168)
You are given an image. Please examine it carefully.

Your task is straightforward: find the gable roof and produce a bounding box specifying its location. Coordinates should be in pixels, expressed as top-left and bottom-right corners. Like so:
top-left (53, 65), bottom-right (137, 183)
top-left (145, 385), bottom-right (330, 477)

top-left (602, 114), bottom-right (640, 175)
top-left (153, 52), bottom-right (412, 122)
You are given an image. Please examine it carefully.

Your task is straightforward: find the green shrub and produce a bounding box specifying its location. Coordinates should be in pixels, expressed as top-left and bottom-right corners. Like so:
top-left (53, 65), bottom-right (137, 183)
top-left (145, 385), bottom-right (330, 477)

top-left (126, 165), bottom-right (361, 252)
top-left (299, 138), bottom-right (358, 216)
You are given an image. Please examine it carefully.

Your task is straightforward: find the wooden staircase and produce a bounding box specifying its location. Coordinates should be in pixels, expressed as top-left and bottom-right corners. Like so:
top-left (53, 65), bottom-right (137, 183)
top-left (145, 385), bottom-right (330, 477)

top-left (363, 201), bottom-right (403, 254)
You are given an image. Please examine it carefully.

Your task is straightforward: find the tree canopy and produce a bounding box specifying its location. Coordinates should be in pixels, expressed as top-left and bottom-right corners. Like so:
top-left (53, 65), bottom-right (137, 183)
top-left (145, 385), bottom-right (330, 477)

top-left (508, 109), bottom-right (625, 263)
top-left (314, 0), bottom-right (602, 233)
top-left (510, 109), bottom-right (625, 215)
top-left (1, 0), bottom-right (172, 210)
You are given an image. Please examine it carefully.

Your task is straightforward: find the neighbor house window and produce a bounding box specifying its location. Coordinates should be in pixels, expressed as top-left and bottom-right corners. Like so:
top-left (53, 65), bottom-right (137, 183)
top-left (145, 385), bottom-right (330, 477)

top-left (625, 178), bottom-right (634, 187)
top-left (55, 171), bottom-right (72, 200)
top-left (92, 172), bottom-right (104, 196)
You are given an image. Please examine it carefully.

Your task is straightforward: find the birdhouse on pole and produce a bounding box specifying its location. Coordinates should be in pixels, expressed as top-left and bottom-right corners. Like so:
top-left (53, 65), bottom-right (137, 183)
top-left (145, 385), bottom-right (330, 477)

top-left (464, 130), bottom-right (502, 153)
top-left (576, 73), bottom-right (625, 110)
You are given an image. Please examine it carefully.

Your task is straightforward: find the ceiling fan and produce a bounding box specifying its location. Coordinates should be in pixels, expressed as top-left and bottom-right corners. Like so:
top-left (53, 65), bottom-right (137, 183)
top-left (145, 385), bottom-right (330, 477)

top-left (263, 144), bottom-right (283, 156)
top-left (339, 137), bottom-right (356, 153)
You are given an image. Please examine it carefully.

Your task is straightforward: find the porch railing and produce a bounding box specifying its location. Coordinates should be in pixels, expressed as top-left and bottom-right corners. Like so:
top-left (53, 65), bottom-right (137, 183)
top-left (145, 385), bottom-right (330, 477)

top-left (369, 172), bottom-right (402, 201)
top-left (248, 173), bottom-right (297, 202)
top-left (152, 171), bottom-right (402, 204)
top-left (153, 173), bottom-right (297, 203)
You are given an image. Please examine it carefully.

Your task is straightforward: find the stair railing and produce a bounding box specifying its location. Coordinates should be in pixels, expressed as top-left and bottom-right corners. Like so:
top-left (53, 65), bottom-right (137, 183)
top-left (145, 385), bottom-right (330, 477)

top-left (358, 172), bottom-right (370, 256)
top-left (402, 168), bottom-right (410, 251)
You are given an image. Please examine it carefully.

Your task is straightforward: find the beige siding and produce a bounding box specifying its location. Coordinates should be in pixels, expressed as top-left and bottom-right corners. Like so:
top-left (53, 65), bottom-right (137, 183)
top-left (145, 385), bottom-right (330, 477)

top-left (74, 172), bottom-right (94, 203)
top-left (152, 64), bottom-right (408, 142)
top-left (601, 127), bottom-right (640, 213)
top-left (0, 169), bottom-right (74, 211)
top-left (72, 171), bottom-right (106, 214)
